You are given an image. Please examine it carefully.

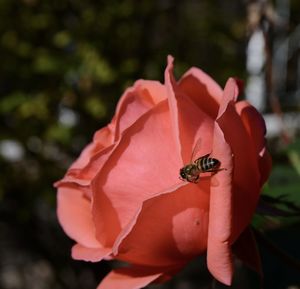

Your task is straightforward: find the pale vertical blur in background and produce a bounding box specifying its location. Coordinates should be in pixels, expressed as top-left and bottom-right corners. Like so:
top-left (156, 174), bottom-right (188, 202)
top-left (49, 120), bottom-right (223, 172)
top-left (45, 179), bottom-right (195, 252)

top-left (0, 1), bottom-right (299, 289)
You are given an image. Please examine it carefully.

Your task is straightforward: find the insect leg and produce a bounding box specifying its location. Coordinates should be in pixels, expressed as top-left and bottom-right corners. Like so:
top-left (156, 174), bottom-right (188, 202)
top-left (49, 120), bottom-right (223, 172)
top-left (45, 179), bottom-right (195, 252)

top-left (191, 175), bottom-right (200, 183)
top-left (206, 168), bottom-right (226, 174)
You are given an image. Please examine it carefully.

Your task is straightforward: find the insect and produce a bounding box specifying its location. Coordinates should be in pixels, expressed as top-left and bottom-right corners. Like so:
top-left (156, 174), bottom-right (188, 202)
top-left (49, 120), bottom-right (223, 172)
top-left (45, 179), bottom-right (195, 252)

top-left (179, 153), bottom-right (222, 183)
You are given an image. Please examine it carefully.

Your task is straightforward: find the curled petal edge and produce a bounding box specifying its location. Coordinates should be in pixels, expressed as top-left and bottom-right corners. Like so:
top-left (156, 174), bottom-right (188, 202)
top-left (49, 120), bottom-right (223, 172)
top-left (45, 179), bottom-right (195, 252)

top-left (112, 182), bottom-right (188, 256)
top-left (72, 243), bottom-right (111, 262)
top-left (207, 123), bottom-right (234, 286)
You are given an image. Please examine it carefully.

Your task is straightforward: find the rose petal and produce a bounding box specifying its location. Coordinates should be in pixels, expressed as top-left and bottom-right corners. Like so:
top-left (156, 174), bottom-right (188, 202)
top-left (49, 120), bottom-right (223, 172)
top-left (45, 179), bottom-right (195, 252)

top-left (164, 55), bottom-right (182, 163)
top-left (97, 267), bottom-right (162, 289)
top-left (68, 142), bottom-right (97, 171)
top-left (232, 227), bottom-right (262, 276)
top-left (69, 125), bottom-right (115, 172)
top-left (217, 78), bottom-right (239, 119)
top-left (58, 125), bottom-right (115, 187)
top-left (60, 81), bottom-right (166, 186)
top-left (59, 144), bottom-right (116, 189)
top-left (93, 123), bottom-right (115, 146)
top-left (165, 56), bottom-right (215, 164)
top-left (92, 100), bottom-right (182, 247)
top-left (235, 101), bottom-right (266, 156)
top-left (235, 101), bottom-right (272, 186)
top-left (217, 78), bottom-right (260, 239)
top-left (57, 183), bottom-right (101, 248)
top-left (113, 80), bottom-right (167, 141)
top-left (72, 243), bottom-right (111, 262)
top-left (178, 67), bottom-right (223, 118)
top-left (113, 181), bottom-right (210, 267)
top-left (207, 123), bottom-right (234, 286)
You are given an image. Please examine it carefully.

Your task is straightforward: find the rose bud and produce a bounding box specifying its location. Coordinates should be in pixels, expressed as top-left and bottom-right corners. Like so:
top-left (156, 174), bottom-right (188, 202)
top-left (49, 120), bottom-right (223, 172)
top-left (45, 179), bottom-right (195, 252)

top-left (55, 56), bottom-right (272, 289)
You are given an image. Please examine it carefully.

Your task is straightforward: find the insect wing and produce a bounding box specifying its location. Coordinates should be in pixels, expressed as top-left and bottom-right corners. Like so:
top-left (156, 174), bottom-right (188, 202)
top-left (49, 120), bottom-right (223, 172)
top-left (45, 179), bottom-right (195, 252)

top-left (190, 137), bottom-right (203, 162)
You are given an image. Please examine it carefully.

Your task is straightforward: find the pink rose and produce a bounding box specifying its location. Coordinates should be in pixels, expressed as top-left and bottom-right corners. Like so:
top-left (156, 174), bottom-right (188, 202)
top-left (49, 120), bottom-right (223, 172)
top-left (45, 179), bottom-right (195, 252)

top-left (55, 56), bottom-right (271, 289)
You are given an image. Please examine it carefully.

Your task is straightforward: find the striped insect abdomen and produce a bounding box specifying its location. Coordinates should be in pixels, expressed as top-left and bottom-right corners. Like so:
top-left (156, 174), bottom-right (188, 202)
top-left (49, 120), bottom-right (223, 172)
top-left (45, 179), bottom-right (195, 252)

top-left (196, 157), bottom-right (220, 172)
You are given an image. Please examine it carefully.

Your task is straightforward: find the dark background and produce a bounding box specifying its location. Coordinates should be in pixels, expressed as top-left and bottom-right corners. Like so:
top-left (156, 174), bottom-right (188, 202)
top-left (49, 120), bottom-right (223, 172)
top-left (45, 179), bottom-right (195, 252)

top-left (0, 1), bottom-right (300, 288)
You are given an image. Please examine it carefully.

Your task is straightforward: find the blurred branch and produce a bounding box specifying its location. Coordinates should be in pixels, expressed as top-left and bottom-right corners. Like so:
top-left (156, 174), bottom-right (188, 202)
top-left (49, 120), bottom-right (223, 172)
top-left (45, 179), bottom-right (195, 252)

top-left (246, 0), bottom-right (297, 144)
top-left (262, 2), bottom-right (292, 144)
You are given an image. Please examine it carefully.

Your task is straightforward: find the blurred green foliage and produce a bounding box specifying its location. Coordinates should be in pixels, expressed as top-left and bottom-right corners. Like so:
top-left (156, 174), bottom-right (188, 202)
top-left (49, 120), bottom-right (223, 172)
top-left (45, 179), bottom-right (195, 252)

top-left (254, 138), bottom-right (300, 230)
top-left (0, 0), bottom-right (248, 206)
top-left (0, 0), bottom-right (300, 289)
top-left (0, 1), bottom-right (249, 288)
top-left (287, 138), bottom-right (300, 175)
